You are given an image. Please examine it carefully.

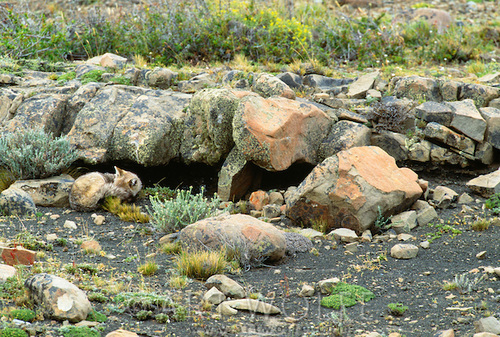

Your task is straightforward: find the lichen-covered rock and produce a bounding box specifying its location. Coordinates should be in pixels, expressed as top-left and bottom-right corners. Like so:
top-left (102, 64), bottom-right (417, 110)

top-left (0, 187), bottom-right (36, 216)
top-left (205, 274), bottom-right (246, 299)
top-left (68, 85), bottom-right (191, 165)
top-left (217, 147), bottom-right (257, 201)
top-left (447, 99), bottom-right (487, 143)
top-left (63, 82), bottom-right (104, 134)
top-left (179, 214), bottom-right (287, 263)
top-left (180, 88), bottom-right (240, 165)
top-left (233, 95), bottom-right (331, 171)
top-left (392, 76), bottom-right (442, 102)
top-left (24, 273), bottom-right (92, 322)
top-left (317, 120), bottom-right (371, 161)
top-left (9, 175), bottom-right (75, 207)
top-left (480, 107), bottom-right (500, 150)
top-left (423, 122), bottom-right (475, 155)
top-left (252, 72), bottom-right (295, 99)
top-left (0, 88), bottom-right (24, 123)
top-left (286, 146), bottom-right (423, 233)
top-left (459, 83), bottom-right (500, 107)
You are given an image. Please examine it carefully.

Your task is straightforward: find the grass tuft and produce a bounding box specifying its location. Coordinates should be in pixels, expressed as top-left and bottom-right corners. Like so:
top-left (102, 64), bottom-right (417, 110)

top-left (175, 248), bottom-right (228, 280)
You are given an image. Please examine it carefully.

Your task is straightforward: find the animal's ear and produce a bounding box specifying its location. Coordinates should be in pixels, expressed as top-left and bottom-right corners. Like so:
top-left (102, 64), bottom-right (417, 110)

top-left (115, 166), bottom-right (124, 177)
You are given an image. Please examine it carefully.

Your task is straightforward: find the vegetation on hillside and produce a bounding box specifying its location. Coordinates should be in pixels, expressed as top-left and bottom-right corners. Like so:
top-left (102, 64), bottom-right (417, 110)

top-left (0, 0), bottom-right (498, 70)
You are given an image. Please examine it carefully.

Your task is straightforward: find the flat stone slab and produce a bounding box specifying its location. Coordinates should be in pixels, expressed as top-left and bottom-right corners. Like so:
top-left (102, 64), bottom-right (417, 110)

top-left (466, 169), bottom-right (500, 198)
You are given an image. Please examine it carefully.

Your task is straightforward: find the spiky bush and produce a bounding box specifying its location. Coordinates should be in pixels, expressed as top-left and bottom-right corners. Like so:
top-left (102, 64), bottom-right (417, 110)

top-left (0, 128), bottom-right (78, 180)
top-left (321, 283), bottom-right (375, 309)
top-left (147, 186), bottom-right (220, 233)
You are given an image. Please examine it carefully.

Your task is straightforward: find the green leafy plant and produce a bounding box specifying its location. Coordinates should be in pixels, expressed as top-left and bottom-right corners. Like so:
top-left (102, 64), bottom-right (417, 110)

top-left (137, 261), bottom-right (159, 276)
top-left (446, 273), bottom-right (485, 294)
top-left (86, 310), bottom-right (107, 323)
top-left (58, 326), bottom-right (101, 337)
top-left (136, 310), bottom-right (153, 320)
top-left (113, 292), bottom-right (174, 311)
top-left (57, 71), bottom-right (76, 85)
top-left (0, 328), bottom-right (28, 337)
top-left (0, 128), bottom-right (78, 180)
top-left (374, 206), bottom-right (392, 231)
top-left (471, 219), bottom-right (491, 231)
top-left (426, 223), bottom-right (463, 243)
top-left (79, 69), bottom-right (105, 84)
top-left (320, 283), bottom-right (375, 310)
top-left (87, 292), bottom-right (108, 303)
top-left (15, 231), bottom-right (52, 251)
top-left (485, 193), bottom-right (500, 214)
top-left (9, 308), bottom-right (35, 322)
top-left (387, 302), bottom-right (408, 316)
top-left (147, 186), bottom-right (220, 233)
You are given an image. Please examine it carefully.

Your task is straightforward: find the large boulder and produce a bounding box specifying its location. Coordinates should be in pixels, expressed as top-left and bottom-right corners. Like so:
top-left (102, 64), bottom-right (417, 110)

top-left (317, 120), bottom-right (371, 161)
top-left (286, 146), bottom-right (423, 233)
top-left (67, 85), bottom-right (191, 165)
top-left (252, 73), bottom-right (295, 99)
top-left (233, 96), bottom-right (331, 171)
top-left (9, 175), bottom-right (75, 207)
top-left (24, 273), bottom-right (92, 323)
top-left (0, 187), bottom-right (36, 216)
top-left (446, 99), bottom-right (487, 143)
top-left (178, 214), bottom-right (287, 264)
top-left (180, 88), bottom-right (240, 165)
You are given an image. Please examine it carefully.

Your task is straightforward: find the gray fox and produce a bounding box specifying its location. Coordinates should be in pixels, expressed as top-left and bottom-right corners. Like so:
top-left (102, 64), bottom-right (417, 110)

top-left (69, 167), bottom-right (142, 211)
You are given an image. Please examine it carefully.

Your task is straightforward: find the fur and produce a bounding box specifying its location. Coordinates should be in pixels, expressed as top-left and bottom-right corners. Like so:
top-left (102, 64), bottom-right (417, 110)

top-left (69, 167), bottom-right (142, 211)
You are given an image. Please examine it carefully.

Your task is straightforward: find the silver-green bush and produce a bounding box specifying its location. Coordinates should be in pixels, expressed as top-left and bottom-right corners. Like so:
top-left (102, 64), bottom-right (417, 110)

top-left (0, 128), bottom-right (79, 179)
top-left (147, 186), bottom-right (220, 233)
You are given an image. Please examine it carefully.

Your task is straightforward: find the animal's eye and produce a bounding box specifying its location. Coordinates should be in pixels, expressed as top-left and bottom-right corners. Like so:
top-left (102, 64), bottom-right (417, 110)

top-left (129, 179), bottom-right (137, 187)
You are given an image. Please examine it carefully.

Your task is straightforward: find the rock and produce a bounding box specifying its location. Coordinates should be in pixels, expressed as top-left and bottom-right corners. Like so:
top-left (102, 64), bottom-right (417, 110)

top-left (489, 98), bottom-right (500, 109)
top-left (87, 53), bottom-right (127, 69)
top-left (459, 83), bottom-right (500, 107)
top-left (180, 88), bottom-right (240, 165)
top-left (441, 80), bottom-right (461, 101)
top-left (423, 122), bottom-right (475, 155)
top-left (430, 143), bottom-right (469, 167)
top-left (361, 230), bottom-right (372, 242)
top-left (474, 316), bottom-right (500, 334)
top-left (64, 82), bottom-right (104, 134)
top-left (63, 220), bottom-right (77, 230)
top-left (299, 284), bottom-right (315, 297)
top-left (473, 333), bottom-right (500, 337)
top-left (0, 187), bottom-right (36, 216)
top-left (344, 242), bottom-right (358, 252)
top-left (420, 241), bottom-right (430, 249)
top-left (432, 186), bottom-right (458, 209)
top-left (458, 193), bottom-right (474, 204)
top-left (0, 245), bottom-right (36, 266)
top-left (106, 329), bottom-right (139, 337)
top-left (0, 264), bottom-right (17, 281)
top-left (286, 146), bottom-right (423, 234)
top-left (478, 72), bottom-right (500, 84)
top-left (466, 169), bottom-right (500, 198)
top-left (370, 130), bottom-right (408, 162)
top-left (318, 277), bottom-right (340, 294)
top-left (408, 140), bottom-right (432, 162)
top-left (180, 214), bottom-right (287, 264)
top-left (233, 95), bottom-right (331, 171)
top-left (284, 231), bottom-right (313, 255)
top-left (391, 244), bottom-right (419, 259)
top-left (475, 142), bottom-right (494, 165)
top-left (262, 204), bottom-right (281, 218)
top-left (205, 275), bottom-right (246, 299)
top-left (0, 88), bottom-right (24, 123)
top-left (346, 71), bottom-right (379, 98)
top-left (9, 175), bottom-right (75, 207)
top-left (204, 287), bottom-right (226, 305)
top-left (268, 191), bottom-right (284, 206)
top-left (92, 214), bottom-right (105, 225)
top-left (317, 120), bottom-right (372, 161)
top-left (223, 299), bottom-right (281, 315)
top-left (276, 72), bottom-right (303, 89)
top-left (249, 190), bottom-right (269, 211)
top-left (446, 99), bottom-right (487, 143)
top-left (146, 67), bottom-right (177, 89)
top-left (480, 107), bottom-right (500, 150)
top-left (328, 228), bottom-right (359, 243)
top-left (24, 273), bottom-right (92, 322)
top-left (68, 85), bottom-right (191, 165)
top-left (177, 73), bottom-right (216, 93)
top-left (397, 233), bottom-right (413, 241)
top-left (217, 147), bottom-right (257, 201)
top-left (298, 228), bottom-right (325, 239)
top-left (434, 329), bottom-right (455, 337)
top-left (252, 73), bottom-right (295, 99)
top-left (46, 234), bottom-right (58, 241)
top-left (216, 301), bottom-right (238, 315)
top-left (334, 107), bottom-right (368, 124)
top-left (81, 240), bottom-right (101, 254)
top-left (303, 74), bottom-right (352, 92)
top-left (414, 101), bottom-right (454, 126)
top-left (3, 93), bottom-right (69, 136)
top-left (390, 210), bottom-right (417, 234)
top-left (411, 200), bottom-right (438, 226)
top-left (393, 76), bottom-right (442, 102)
top-left (476, 251), bottom-right (487, 260)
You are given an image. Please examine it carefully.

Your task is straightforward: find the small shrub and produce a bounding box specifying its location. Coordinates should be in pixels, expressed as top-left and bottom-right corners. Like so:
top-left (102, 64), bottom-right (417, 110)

top-left (168, 274), bottom-right (189, 289)
top-left (485, 193), bottom-right (500, 214)
top-left (172, 305), bottom-right (188, 322)
top-left (64, 263), bottom-right (98, 275)
top-left (387, 303), bottom-right (408, 316)
top-left (136, 310), bottom-right (153, 320)
top-left (86, 310), bottom-right (107, 323)
top-left (137, 261), bottom-right (159, 276)
top-left (449, 273), bottom-right (485, 294)
top-left (110, 75), bottom-right (131, 85)
top-left (79, 69), bottom-right (105, 84)
top-left (9, 308), bottom-right (36, 322)
top-left (113, 292), bottom-right (174, 311)
top-left (175, 248), bottom-right (228, 280)
top-left (0, 276), bottom-right (26, 300)
top-left (321, 283), bottom-right (375, 310)
top-left (147, 186), bottom-right (220, 233)
top-left (155, 313), bottom-right (169, 323)
top-left (471, 219), bottom-right (490, 231)
top-left (0, 128), bottom-right (79, 180)
top-left (87, 292), bottom-right (108, 303)
top-left (373, 206), bottom-right (392, 232)
top-left (0, 328), bottom-right (28, 337)
top-left (15, 231), bottom-right (52, 251)
top-left (160, 241), bottom-right (182, 255)
top-left (57, 71), bottom-right (76, 85)
top-left (103, 196), bottom-right (150, 223)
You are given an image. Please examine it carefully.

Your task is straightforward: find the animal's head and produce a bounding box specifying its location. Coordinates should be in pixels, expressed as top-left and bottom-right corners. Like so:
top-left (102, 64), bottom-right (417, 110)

top-left (114, 166), bottom-right (142, 195)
